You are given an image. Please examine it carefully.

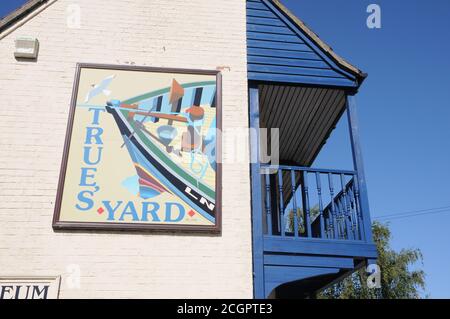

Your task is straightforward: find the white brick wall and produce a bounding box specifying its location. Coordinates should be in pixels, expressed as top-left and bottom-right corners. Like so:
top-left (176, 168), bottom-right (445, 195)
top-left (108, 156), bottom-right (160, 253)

top-left (0, 0), bottom-right (252, 298)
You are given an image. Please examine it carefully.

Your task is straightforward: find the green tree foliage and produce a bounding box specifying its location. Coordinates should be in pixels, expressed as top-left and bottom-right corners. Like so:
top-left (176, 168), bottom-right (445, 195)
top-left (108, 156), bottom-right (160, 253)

top-left (319, 221), bottom-right (426, 299)
top-left (286, 205), bottom-right (319, 234)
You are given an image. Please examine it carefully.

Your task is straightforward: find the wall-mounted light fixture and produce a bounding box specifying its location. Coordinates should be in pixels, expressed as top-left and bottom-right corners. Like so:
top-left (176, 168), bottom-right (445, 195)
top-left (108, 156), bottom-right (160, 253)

top-left (14, 37), bottom-right (39, 59)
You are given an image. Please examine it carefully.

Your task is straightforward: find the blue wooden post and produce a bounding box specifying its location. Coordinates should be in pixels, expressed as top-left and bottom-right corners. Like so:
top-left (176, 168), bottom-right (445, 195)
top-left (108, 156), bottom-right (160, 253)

top-left (277, 170), bottom-right (286, 237)
top-left (346, 95), bottom-right (373, 243)
top-left (327, 173), bottom-right (338, 239)
top-left (290, 170), bottom-right (299, 237)
top-left (249, 83), bottom-right (265, 298)
top-left (302, 171), bottom-right (312, 237)
top-left (264, 174), bottom-right (273, 236)
top-left (340, 174), bottom-right (352, 240)
top-left (315, 172), bottom-right (325, 238)
top-left (352, 174), bottom-right (365, 240)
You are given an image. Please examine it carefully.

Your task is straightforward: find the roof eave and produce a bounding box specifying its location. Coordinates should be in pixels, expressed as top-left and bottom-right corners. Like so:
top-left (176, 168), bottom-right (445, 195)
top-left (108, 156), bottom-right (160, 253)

top-left (271, 0), bottom-right (368, 87)
top-left (0, 0), bottom-right (48, 33)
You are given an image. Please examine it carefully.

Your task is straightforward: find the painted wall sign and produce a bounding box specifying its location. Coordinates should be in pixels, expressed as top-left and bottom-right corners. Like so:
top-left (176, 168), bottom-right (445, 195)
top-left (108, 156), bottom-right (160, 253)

top-left (53, 64), bottom-right (221, 232)
top-left (0, 277), bottom-right (61, 299)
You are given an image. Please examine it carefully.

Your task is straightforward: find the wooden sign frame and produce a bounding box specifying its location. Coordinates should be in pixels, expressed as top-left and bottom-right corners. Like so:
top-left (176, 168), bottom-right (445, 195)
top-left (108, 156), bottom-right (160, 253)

top-left (53, 63), bottom-right (222, 233)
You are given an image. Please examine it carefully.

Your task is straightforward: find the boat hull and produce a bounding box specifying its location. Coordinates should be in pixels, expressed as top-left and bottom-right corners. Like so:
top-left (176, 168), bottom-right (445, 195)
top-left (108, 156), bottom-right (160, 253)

top-left (106, 105), bottom-right (216, 223)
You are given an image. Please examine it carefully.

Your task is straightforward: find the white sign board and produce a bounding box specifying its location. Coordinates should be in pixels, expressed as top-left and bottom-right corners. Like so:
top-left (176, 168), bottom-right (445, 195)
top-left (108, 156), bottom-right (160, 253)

top-left (0, 277), bottom-right (61, 299)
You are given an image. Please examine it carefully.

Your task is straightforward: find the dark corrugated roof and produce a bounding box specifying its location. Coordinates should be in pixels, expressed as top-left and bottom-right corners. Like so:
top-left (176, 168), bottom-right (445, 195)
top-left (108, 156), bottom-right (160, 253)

top-left (0, 0), bottom-right (48, 33)
top-left (259, 84), bottom-right (345, 167)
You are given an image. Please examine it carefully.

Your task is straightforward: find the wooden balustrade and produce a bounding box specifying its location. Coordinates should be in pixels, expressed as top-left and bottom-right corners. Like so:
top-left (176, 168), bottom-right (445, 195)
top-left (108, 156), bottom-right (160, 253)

top-left (260, 165), bottom-right (365, 241)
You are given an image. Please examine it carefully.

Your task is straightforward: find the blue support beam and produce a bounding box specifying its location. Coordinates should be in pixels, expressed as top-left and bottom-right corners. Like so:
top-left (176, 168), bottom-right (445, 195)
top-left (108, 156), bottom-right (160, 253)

top-left (264, 236), bottom-right (378, 258)
top-left (249, 83), bottom-right (265, 298)
top-left (346, 95), bottom-right (374, 243)
top-left (264, 254), bottom-right (355, 269)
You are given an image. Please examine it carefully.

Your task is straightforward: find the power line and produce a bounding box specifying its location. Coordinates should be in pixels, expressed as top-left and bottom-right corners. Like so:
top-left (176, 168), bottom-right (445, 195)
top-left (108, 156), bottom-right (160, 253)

top-left (373, 205), bottom-right (450, 220)
top-left (374, 207), bottom-right (450, 221)
top-left (376, 209), bottom-right (450, 221)
top-left (375, 207), bottom-right (450, 220)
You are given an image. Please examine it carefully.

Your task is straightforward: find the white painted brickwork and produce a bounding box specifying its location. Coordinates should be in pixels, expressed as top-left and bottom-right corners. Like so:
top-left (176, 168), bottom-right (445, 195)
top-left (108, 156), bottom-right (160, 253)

top-left (0, 0), bottom-right (252, 298)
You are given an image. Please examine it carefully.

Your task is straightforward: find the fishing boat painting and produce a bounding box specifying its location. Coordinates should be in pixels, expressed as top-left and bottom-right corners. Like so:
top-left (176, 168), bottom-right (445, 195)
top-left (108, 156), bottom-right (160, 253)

top-left (53, 64), bottom-right (221, 231)
top-left (106, 79), bottom-right (218, 222)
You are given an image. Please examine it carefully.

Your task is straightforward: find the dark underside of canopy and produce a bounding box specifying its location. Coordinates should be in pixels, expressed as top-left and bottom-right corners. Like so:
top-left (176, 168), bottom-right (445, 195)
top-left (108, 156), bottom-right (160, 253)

top-left (259, 83), bottom-right (346, 167)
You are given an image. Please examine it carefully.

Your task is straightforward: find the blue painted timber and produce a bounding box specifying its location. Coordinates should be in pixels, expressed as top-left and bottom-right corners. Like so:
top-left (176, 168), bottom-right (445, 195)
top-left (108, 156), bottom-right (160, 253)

top-left (246, 0), bottom-right (360, 87)
top-left (248, 89), bottom-right (377, 297)
top-left (249, 84), bottom-right (265, 299)
top-left (346, 95), bottom-right (374, 242)
top-left (264, 236), bottom-right (377, 258)
top-left (263, 165), bottom-right (356, 175)
top-left (264, 254), bottom-right (355, 269)
top-left (246, 0), bottom-right (376, 298)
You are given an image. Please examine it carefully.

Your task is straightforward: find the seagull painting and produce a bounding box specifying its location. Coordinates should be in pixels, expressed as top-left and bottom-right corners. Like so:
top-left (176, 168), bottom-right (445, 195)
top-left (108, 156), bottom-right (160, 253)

top-left (84, 74), bottom-right (116, 103)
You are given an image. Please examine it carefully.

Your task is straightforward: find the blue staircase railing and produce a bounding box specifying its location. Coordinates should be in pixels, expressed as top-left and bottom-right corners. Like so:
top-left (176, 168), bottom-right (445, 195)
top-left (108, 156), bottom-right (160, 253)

top-left (260, 165), bottom-right (365, 241)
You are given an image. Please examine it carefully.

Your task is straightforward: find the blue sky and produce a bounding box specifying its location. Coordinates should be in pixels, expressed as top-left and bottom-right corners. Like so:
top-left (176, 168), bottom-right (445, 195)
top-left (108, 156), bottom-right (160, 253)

top-left (0, 0), bottom-right (28, 19)
top-left (284, 0), bottom-right (450, 298)
top-left (1, 0), bottom-right (449, 298)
